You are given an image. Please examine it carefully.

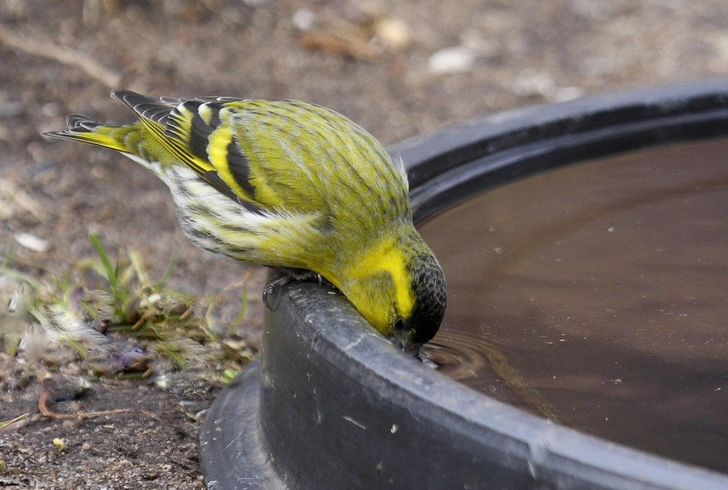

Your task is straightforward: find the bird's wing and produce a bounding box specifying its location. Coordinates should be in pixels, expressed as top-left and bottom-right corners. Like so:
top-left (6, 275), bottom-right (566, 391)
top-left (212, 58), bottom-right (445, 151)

top-left (112, 91), bottom-right (262, 212)
top-left (114, 92), bottom-right (408, 222)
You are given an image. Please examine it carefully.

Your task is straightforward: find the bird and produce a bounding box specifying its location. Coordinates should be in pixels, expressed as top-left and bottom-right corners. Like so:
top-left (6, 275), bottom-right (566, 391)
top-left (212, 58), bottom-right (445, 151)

top-left (44, 91), bottom-right (446, 356)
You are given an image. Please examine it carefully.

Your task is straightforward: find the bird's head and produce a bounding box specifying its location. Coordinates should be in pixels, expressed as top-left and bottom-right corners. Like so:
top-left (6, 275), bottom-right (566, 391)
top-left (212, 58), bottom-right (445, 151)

top-left (390, 253), bottom-right (447, 356)
top-left (336, 240), bottom-right (446, 357)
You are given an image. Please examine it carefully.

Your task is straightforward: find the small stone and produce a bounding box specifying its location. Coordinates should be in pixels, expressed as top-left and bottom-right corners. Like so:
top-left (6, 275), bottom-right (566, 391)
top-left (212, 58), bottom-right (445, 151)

top-left (553, 86), bottom-right (584, 102)
top-left (292, 8), bottom-right (316, 31)
top-left (428, 46), bottom-right (475, 74)
top-left (14, 232), bottom-right (50, 253)
top-left (375, 17), bottom-right (411, 49)
top-left (513, 70), bottom-right (556, 97)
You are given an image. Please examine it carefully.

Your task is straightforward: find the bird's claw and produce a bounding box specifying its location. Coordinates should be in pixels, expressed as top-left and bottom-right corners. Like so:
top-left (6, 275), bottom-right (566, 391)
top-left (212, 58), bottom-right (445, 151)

top-left (263, 269), bottom-right (326, 310)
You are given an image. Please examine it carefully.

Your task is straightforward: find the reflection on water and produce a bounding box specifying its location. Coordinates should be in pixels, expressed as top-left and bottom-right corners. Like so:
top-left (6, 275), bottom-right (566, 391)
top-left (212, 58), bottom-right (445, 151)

top-left (420, 138), bottom-right (728, 473)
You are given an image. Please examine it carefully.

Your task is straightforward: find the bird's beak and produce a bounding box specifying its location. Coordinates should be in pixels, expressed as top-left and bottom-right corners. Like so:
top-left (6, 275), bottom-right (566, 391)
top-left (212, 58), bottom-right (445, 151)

top-left (393, 331), bottom-right (424, 358)
top-left (402, 340), bottom-right (424, 358)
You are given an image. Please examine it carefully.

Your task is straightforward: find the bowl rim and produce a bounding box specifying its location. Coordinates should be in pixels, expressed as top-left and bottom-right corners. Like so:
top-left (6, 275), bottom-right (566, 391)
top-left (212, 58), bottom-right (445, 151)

top-left (392, 78), bottom-right (728, 223)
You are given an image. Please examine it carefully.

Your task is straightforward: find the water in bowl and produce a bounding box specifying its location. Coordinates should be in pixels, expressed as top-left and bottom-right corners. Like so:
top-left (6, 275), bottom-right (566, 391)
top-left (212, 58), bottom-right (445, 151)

top-left (419, 138), bottom-right (728, 473)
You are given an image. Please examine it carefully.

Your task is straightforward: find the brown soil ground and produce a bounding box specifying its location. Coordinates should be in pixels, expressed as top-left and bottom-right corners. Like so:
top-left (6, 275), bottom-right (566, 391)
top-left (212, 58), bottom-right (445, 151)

top-left (1, 0), bottom-right (727, 488)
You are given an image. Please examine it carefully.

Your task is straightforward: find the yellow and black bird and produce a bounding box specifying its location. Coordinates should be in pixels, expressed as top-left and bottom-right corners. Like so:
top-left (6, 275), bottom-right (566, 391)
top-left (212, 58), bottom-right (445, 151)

top-left (44, 91), bottom-right (446, 356)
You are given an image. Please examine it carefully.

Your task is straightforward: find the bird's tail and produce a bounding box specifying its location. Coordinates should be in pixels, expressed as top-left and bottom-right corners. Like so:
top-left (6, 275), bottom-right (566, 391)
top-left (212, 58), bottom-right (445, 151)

top-left (43, 115), bottom-right (131, 153)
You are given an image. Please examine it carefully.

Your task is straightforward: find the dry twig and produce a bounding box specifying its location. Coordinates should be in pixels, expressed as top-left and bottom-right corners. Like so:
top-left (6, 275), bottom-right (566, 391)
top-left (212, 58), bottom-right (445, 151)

top-left (0, 178), bottom-right (48, 221)
top-left (0, 25), bottom-right (122, 89)
top-left (0, 413), bottom-right (31, 439)
top-left (38, 390), bottom-right (162, 422)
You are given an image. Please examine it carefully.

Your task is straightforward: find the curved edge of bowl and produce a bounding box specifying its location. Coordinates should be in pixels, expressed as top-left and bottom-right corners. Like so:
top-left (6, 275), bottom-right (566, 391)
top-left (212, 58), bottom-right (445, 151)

top-left (200, 360), bottom-right (286, 490)
top-left (393, 78), bottom-right (728, 222)
top-left (250, 281), bottom-right (728, 490)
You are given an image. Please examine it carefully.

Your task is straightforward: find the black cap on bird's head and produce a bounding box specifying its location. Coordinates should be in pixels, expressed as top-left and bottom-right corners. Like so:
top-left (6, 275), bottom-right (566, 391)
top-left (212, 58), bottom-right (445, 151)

top-left (393, 253), bottom-right (447, 357)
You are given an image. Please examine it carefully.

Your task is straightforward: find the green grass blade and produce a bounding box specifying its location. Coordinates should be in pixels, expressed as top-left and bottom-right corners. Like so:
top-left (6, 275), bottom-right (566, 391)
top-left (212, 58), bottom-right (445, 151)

top-left (89, 233), bottom-right (117, 286)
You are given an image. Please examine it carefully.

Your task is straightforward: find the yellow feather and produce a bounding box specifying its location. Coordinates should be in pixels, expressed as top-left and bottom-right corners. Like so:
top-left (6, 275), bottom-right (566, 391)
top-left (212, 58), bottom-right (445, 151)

top-left (207, 125), bottom-right (250, 196)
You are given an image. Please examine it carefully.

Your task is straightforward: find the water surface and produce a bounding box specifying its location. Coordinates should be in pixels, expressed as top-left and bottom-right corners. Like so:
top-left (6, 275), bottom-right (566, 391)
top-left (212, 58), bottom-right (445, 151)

top-left (420, 138), bottom-right (728, 473)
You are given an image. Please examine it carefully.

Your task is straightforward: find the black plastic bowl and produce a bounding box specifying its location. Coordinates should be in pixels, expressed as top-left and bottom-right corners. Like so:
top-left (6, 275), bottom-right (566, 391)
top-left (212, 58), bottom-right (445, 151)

top-left (200, 80), bottom-right (728, 490)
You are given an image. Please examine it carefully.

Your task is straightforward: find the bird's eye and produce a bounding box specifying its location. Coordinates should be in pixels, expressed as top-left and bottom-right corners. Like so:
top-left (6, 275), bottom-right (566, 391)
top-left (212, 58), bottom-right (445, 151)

top-left (394, 318), bottom-right (406, 331)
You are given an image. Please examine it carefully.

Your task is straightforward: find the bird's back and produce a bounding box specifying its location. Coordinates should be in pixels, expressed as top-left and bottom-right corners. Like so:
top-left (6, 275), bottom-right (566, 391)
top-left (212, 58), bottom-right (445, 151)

top-left (45, 92), bottom-right (413, 268)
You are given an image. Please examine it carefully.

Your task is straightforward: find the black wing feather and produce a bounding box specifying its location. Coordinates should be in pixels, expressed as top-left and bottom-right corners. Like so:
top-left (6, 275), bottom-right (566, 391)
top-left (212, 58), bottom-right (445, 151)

top-left (110, 91), bottom-right (263, 215)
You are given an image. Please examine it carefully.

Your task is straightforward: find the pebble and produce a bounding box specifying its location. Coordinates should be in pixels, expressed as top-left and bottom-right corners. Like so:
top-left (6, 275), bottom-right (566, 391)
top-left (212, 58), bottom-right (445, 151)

top-left (428, 46), bottom-right (475, 74)
top-left (14, 232), bottom-right (50, 253)
top-left (375, 17), bottom-right (411, 49)
top-left (292, 8), bottom-right (316, 31)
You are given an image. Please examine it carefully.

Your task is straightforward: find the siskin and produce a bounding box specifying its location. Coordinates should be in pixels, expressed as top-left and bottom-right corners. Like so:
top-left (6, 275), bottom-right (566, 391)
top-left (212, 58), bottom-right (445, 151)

top-left (44, 91), bottom-right (446, 356)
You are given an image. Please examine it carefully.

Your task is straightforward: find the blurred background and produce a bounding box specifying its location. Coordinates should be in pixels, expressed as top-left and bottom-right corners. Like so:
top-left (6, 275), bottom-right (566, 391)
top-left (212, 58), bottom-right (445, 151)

top-left (4, 0), bottom-right (728, 296)
top-left (3, 0), bottom-right (728, 328)
top-left (1, 0), bottom-right (727, 487)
